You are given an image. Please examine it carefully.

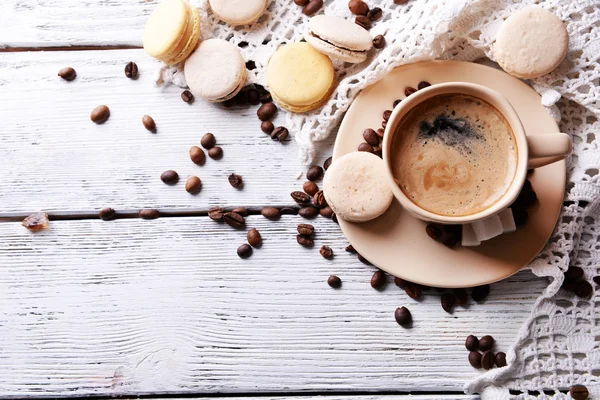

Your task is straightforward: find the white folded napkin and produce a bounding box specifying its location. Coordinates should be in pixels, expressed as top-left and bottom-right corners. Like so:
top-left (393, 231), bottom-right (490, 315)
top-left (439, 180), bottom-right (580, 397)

top-left (461, 208), bottom-right (517, 246)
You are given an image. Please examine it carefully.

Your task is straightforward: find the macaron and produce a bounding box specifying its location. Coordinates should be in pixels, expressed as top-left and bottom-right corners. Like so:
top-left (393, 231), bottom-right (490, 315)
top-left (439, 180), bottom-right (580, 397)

top-left (323, 152), bottom-right (394, 223)
top-left (305, 15), bottom-right (373, 63)
top-left (208, 0), bottom-right (268, 26)
top-left (267, 42), bottom-right (335, 113)
top-left (494, 7), bottom-right (568, 79)
top-left (143, 0), bottom-right (201, 66)
top-left (184, 39), bottom-right (247, 102)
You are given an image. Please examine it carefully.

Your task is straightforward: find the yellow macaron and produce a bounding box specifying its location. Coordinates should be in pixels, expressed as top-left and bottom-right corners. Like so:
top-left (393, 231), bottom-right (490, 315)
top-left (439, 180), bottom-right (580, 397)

top-left (267, 42), bottom-right (335, 113)
top-left (143, 0), bottom-right (201, 66)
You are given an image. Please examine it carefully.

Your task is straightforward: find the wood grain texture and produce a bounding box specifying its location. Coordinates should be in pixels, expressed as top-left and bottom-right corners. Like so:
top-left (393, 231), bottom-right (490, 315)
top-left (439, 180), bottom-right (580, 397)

top-left (0, 216), bottom-right (546, 396)
top-left (147, 396), bottom-right (480, 399)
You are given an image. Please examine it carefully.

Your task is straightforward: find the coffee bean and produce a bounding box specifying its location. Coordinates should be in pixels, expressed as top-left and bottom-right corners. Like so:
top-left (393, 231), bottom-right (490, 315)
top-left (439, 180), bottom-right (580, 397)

top-left (382, 110), bottom-right (392, 121)
top-left (332, 213), bottom-right (337, 223)
top-left (348, 0), bottom-right (369, 16)
top-left (323, 157), bottom-right (333, 171)
top-left (372, 34), bottom-right (386, 49)
top-left (237, 243), bottom-right (253, 258)
top-left (381, 120), bottom-right (387, 129)
top-left (440, 293), bottom-right (455, 313)
top-left (392, 307), bottom-right (411, 327)
top-left (306, 166), bottom-right (324, 181)
top-left (511, 206), bottom-right (528, 226)
top-left (495, 352), bottom-right (507, 368)
top-left (181, 90), bottom-right (194, 103)
top-left (371, 270), bottom-right (386, 289)
top-left (232, 207), bottom-right (248, 216)
top-left (424, 225), bottom-right (442, 241)
top-left (376, 128), bottom-right (385, 138)
top-left (468, 351), bottom-right (482, 368)
top-left (575, 280), bottom-right (593, 298)
top-left (90, 105), bottom-right (110, 124)
top-left (481, 350), bottom-right (494, 370)
top-left (290, 191), bottom-right (310, 205)
top-left (139, 209), bottom-right (160, 220)
top-left (297, 234), bottom-right (314, 247)
top-left (271, 126), bottom-right (289, 142)
top-left (417, 81), bottom-right (431, 90)
top-left (562, 280), bottom-right (577, 293)
top-left (247, 89), bottom-right (260, 105)
top-left (189, 146), bottom-right (206, 165)
top-left (261, 207), bottom-right (281, 220)
top-left (297, 223), bottom-right (314, 236)
top-left (564, 266), bottom-right (584, 281)
top-left (320, 245), bottom-right (333, 259)
top-left (363, 128), bottom-right (379, 146)
top-left (234, 90), bottom-right (248, 106)
top-left (303, 0), bottom-right (323, 16)
top-left (261, 121), bottom-right (275, 134)
top-left (570, 385), bottom-right (589, 400)
top-left (345, 244), bottom-right (356, 253)
top-left (201, 133), bottom-right (216, 149)
top-left (228, 173), bottom-right (243, 189)
top-left (247, 228), bottom-right (262, 248)
top-left (294, 0), bottom-right (309, 5)
top-left (453, 288), bottom-right (468, 305)
top-left (99, 207), bottom-right (116, 221)
top-left (282, 208), bottom-right (300, 216)
top-left (393, 99), bottom-right (402, 108)
top-left (142, 115), bottom-right (156, 132)
top-left (465, 335), bottom-right (479, 351)
top-left (514, 189), bottom-right (537, 209)
top-left (299, 206), bottom-right (319, 218)
top-left (257, 102), bottom-right (277, 121)
top-left (357, 253), bottom-right (371, 265)
top-left (259, 92), bottom-right (273, 104)
top-left (208, 146), bottom-right (223, 160)
top-left (58, 67), bottom-right (76, 81)
top-left (319, 206), bottom-right (334, 218)
top-left (224, 212), bottom-right (245, 228)
top-left (328, 275), bottom-right (342, 288)
top-left (358, 142), bottom-right (374, 153)
top-left (394, 277), bottom-right (407, 288)
top-left (185, 176), bottom-right (202, 194)
top-left (479, 335), bottom-right (495, 351)
top-left (367, 7), bottom-right (382, 21)
top-left (124, 61), bottom-right (138, 79)
top-left (208, 207), bottom-right (225, 221)
top-left (394, 0), bottom-right (410, 4)
top-left (404, 87), bottom-right (417, 97)
top-left (443, 235), bottom-right (460, 248)
top-left (313, 190), bottom-right (327, 208)
top-left (594, 276), bottom-right (600, 285)
top-left (161, 170), bottom-right (179, 185)
top-left (404, 282), bottom-right (422, 300)
top-left (472, 284), bottom-right (490, 302)
top-left (355, 15), bottom-right (372, 30)
top-left (303, 181), bottom-right (319, 196)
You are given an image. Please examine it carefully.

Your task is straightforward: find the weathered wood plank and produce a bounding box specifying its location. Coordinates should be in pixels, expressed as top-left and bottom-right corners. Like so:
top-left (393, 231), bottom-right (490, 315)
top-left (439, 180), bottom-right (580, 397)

top-left (145, 396), bottom-right (480, 399)
top-left (0, 216), bottom-right (545, 396)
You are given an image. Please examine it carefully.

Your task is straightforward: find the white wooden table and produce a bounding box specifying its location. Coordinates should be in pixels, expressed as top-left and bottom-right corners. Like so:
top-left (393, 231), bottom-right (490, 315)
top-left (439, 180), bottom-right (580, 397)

top-left (0, 2), bottom-right (550, 399)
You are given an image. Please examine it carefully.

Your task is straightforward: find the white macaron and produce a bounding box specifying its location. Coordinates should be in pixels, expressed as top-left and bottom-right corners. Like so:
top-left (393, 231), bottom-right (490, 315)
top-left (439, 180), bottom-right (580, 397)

top-left (208, 0), bottom-right (268, 26)
top-left (305, 15), bottom-right (373, 64)
top-left (323, 151), bottom-right (394, 223)
top-left (184, 38), bottom-right (247, 103)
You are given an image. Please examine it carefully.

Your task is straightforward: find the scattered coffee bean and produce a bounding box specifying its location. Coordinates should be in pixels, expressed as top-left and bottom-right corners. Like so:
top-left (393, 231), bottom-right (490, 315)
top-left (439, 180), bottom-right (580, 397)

top-left (348, 0), bottom-right (369, 16)
top-left (228, 173), bottom-right (243, 189)
top-left (208, 146), bottom-right (223, 160)
top-left (181, 90), bottom-right (194, 103)
top-left (382, 110), bottom-right (392, 121)
top-left (303, 181), bottom-right (319, 196)
top-left (495, 352), bottom-right (507, 368)
top-left (479, 335), bottom-right (495, 352)
top-left (404, 87), bottom-right (417, 97)
top-left (161, 170), bottom-right (179, 185)
top-left (328, 275), bottom-right (342, 288)
top-left (303, 0), bottom-right (323, 16)
top-left (90, 105), bottom-right (110, 124)
top-left (323, 156), bottom-right (333, 170)
top-left (232, 207), bottom-right (248, 216)
top-left (575, 280), bottom-right (593, 298)
top-left (237, 243), bottom-right (253, 258)
top-left (189, 146), bottom-right (206, 165)
top-left (417, 81), bottom-right (431, 90)
top-left (201, 133), bottom-right (216, 149)
top-left (297, 234), bottom-right (314, 247)
top-left (395, 306), bottom-right (412, 326)
top-left (185, 176), bottom-right (202, 194)
top-left (345, 244), bottom-right (356, 253)
top-left (259, 91), bottom-right (272, 104)
top-left (142, 115), bottom-right (156, 132)
top-left (357, 253), bottom-right (371, 265)
top-left (570, 385), bottom-right (589, 400)
top-left (355, 15), bottom-right (372, 30)
top-left (363, 128), bottom-right (379, 146)
top-left (376, 128), bottom-right (385, 138)
top-left (465, 335), bottom-right (479, 351)
top-left (562, 280), bottom-right (577, 293)
top-left (262, 207), bottom-right (281, 220)
top-left (472, 284), bottom-right (491, 302)
top-left (297, 224), bottom-right (314, 236)
top-left (224, 212), bottom-right (245, 228)
top-left (271, 126), bottom-right (289, 142)
top-left (367, 7), bottom-right (382, 21)
top-left (468, 351), bottom-right (482, 368)
top-left (453, 288), bottom-right (468, 305)
top-left (481, 350), bottom-right (494, 370)
top-left (58, 67), bottom-right (76, 81)
top-left (394, 277), bottom-right (407, 288)
top-left (99, 207), bottom-right (116, 221)
top-left (313, 190), bottom-right (327, 208)
top-left (208, 207), bottom-right (225, 221)
top-left (291, 191), bottom-right (312, 205)
top-left (511, 206), bottom-right (528, 226)
top-left (381, 120), bottom-right (387, 129)
top-left (594, 276), bottom-right (600, 285)
top-left (394, 0), bottom-right (409, 4)
top-left (257, 102), bottom-right (277, 121)
top-left (261, 121), bottom-right (275, 134)
top-left (21, 212), bottom-right (49, 231)
top-left (124, 61), bottom-right (138, 79)
top-left (372, 34), bottom-right (386, 49)
top-left (393, 99), bottom-right (401, 108)
top-left (564, 266), bottom-right (584, 281)
top-left (443, 236), bottom-right (460, 248)
top-left (320, 245), bottom-right (334, 259)
top-left (139, 209), bottom-right (160, 220)
top-left (299, 206), bottom-right (319, 218)
top-left (307, 166), bottom-right (324, 181)
top-left (404, 282), bottom-right (422, 300)
top-left (294, 0), bottom-right (309, 5)
top-left (358, 142), bottom-right (374, 153)
top-left (441, 293), bottom-right (456, 313)
top-left (319, 206), bottom-right (334, 218)
top-left (371, 270), bottom-right (386, 289)
top-left (247, 88), bottom-right (260, 105)
top-left (234, 90), bottom-right (248, 106)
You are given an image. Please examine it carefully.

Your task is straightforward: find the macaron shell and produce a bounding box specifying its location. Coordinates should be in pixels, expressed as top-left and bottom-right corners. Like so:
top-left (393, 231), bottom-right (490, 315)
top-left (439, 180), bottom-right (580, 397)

top-left (271, 81), bottom-right (334, 113)
top-left (305, 34), bottom-right (367, 64)
top-left (143, 0), bottom-right (189, 60)
top-left (208, 0), bottom-right (267, 25)
top-left (165, 6), bottom-right (201, 65)
top-left (308, 15), bottom-right (372, 51)
top-left (323, 152), bottom-right (394, 223)
top-left (494, 7), bottom-right (568, 79)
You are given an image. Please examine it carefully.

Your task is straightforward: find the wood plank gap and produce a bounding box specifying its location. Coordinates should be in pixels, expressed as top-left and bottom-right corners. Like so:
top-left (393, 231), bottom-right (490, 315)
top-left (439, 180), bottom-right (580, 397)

top-left (0, 45), bottom-right (141, 53)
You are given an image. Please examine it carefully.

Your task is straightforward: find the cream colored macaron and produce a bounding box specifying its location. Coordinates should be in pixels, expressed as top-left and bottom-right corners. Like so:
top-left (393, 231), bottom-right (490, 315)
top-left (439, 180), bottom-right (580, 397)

top-left (184, 39), bottom-right (247, 102)
top-left (267, 42), bottom-right (335, 113)
top-left (323, 152), bottom-right (394, 223)
top-left (494, 7), bottom-right (568, 79)
top-left (305, 15), bottom-right (373, 63)
top-left (208, 0), bottom-right (267, 25)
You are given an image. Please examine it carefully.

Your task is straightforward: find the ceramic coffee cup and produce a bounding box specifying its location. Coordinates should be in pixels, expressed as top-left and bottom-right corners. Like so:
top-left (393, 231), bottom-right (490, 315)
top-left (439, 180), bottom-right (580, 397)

top-left (382, 82), bottom-right (572, 225)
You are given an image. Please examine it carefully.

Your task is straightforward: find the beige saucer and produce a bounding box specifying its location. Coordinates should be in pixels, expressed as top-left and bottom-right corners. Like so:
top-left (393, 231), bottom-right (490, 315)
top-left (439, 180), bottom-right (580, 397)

top-left (334, 60), bottom-right (566, 288)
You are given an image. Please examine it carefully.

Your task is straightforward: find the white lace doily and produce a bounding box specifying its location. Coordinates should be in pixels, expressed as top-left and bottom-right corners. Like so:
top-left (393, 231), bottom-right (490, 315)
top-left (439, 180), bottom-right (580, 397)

top-left (157, 0), bottom-right (600, 398)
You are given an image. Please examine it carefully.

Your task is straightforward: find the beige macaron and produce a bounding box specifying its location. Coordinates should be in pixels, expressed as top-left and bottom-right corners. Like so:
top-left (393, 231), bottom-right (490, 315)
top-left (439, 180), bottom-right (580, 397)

top-left (323, 152), bottom-right (394, 223)
top-left (305, 15), bottom-right (373, 63)
top-left (208, 0), bottom-right (268, 25)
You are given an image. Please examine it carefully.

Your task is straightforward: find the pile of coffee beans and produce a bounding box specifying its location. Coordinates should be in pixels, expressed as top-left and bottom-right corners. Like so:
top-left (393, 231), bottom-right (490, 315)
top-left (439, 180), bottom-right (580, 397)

top-left (348, 0), bottom-right (408, 32)
top-left (561, 266), bottom-right (594, 298)
top-left (297, 223), bottom-right (315, 247)
top-left (294, 0), bottom-right (323, 16)
top-left (465, 334), bottom-right (506, 370)
top-left (425, 223), bottom-right (462, 248)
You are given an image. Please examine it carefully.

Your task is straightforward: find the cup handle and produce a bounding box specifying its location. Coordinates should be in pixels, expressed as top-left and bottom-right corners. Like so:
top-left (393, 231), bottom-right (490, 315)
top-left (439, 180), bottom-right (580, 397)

top-left (526, 133), bottom-right (572, 169)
